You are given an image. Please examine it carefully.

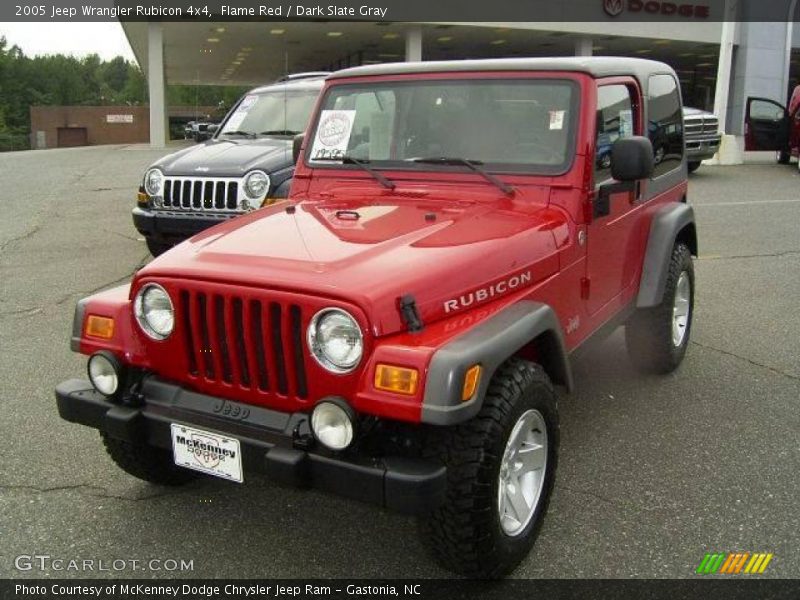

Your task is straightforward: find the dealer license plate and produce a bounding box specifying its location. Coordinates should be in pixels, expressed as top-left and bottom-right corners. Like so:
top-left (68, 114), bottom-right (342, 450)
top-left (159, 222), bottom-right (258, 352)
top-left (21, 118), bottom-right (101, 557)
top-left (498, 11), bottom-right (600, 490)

top-left (171, 423), bottom-right (243, 483)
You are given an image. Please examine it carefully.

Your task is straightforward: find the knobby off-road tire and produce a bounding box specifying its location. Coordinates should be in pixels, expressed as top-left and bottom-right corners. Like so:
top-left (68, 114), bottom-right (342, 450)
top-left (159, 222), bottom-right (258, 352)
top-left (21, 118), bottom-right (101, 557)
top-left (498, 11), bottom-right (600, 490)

top-left (101, 432), bottom-right (195, 486)
top-left (625, 242), bottom-right (694, 374)
top-left (419, 358), bottom-right (559, 578)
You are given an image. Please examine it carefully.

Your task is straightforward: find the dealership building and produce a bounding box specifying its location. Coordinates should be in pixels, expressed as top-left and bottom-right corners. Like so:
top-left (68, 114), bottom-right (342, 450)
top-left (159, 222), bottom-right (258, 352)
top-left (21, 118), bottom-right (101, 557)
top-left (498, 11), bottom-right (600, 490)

top-left (120, 3), bottom-right (800, 162)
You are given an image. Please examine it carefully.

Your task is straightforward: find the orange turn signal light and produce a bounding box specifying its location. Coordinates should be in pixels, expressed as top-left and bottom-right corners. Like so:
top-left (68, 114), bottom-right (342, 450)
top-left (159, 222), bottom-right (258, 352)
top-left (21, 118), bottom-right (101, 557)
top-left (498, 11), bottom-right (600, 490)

top-left (462, 364), bottom-right (482, 401)
top-left (374, 364), bottom-right (419, 396)
top-left (137, 190), bottom-right (149, 205)
top-left (85, 315), bottom-right (115, 339)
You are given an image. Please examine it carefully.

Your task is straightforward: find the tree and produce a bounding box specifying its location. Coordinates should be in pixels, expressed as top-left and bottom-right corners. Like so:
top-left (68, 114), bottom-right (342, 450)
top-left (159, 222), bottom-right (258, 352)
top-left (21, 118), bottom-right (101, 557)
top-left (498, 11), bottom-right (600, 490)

top-left (0, 37), bottom-right (248, 137)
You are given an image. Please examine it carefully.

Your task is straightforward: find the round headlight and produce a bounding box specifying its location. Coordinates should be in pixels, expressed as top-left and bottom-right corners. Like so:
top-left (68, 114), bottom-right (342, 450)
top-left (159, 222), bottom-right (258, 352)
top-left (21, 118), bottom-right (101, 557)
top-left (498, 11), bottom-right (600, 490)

top-left (134, 283), bottom-right (174, 340)
top-left (144, 168), bottom-right (164, 196)
top-left (311, 401), bottom-right (355, 451)
top-left (307, 308), bottom-right (363, 373)
top-left (88, 352), bottom-right (121, 397)
top-left (243, 170), bottom-right (270, 199)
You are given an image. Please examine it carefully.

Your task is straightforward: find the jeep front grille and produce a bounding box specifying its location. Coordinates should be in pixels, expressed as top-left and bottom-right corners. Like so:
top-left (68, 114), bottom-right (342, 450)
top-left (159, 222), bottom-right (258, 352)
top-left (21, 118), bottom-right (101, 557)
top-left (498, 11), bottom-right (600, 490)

top-left (179, 288), bottom-right (308, 399)
top-left (684, 115), bottom-right (719, 137)
top-left (162, 177), bottom-right (240, 211)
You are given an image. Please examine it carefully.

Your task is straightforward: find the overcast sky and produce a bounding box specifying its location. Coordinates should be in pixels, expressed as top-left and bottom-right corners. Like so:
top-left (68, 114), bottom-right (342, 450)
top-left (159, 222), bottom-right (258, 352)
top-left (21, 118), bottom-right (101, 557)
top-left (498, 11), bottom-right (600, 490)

top-left (0, 22), bottom-right (135, 61)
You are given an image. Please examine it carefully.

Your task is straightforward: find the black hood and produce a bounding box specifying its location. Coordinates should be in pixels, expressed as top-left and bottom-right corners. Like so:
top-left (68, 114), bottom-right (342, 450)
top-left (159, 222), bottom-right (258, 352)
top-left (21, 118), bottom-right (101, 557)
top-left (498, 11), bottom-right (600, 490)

top-left (152, 137), bottom-right (293, 177)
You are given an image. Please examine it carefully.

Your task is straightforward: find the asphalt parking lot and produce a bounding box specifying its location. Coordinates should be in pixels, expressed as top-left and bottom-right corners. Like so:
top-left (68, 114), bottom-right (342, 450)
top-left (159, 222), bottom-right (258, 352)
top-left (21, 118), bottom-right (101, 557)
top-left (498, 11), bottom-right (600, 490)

top-left (0, 144), bottom-right (798, 579)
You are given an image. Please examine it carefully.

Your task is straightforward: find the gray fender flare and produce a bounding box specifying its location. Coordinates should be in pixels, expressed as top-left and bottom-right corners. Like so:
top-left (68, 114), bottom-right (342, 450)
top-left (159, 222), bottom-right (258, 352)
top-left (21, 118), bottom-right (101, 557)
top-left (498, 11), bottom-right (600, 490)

top-left (420, 300), bottom-right (573, 426)
top-left (637, 203), bottom-right (697, 308)
top-left (70, 298), bottom-right (88, 352)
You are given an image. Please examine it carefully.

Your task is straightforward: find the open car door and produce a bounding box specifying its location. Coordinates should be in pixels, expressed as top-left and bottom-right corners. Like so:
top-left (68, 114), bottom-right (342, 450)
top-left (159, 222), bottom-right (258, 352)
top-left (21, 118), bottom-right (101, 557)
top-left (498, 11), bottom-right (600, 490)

top-left (745, 97), bottom-right (789, 154)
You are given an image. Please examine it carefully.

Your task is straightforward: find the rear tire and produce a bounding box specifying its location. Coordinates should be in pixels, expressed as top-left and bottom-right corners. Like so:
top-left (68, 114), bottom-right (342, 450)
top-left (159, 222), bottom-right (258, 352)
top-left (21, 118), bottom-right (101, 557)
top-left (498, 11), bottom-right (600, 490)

top-left (626, 242), bottom-right (694, 374)
top-left (101, 433), bottom-right (195, 486)
top-left (145, 238), bottom-right (171, 257)
top-left (687, 161), bottom-right (702, 173)
top-left (777, 149), bottom-right (791, 164)
top-left (419, 358), bottom-right (559, 578)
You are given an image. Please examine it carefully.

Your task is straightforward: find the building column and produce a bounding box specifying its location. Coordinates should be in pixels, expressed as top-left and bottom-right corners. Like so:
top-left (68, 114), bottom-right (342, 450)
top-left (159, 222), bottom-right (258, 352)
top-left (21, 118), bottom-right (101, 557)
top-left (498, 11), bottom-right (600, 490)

top-left (574, 37), bottom-right (593, 57)
top-left (147, 22), bottom-right (167, 148)
top-left (713, 20), bottom-right (736, 133)
top-left (405, 27), bottom-right (423, 62)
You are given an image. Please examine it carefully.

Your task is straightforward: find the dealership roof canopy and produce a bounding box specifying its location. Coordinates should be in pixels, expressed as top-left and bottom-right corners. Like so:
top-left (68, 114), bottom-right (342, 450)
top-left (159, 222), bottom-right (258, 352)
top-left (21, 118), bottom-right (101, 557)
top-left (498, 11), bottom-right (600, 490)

top-left (121, 21), bottom-right (725, 87)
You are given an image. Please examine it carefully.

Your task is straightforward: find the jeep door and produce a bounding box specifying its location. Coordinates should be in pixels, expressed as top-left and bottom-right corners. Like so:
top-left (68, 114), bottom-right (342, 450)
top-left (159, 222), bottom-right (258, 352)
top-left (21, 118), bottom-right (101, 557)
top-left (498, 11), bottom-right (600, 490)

top-left (585, 79), bottom-right (643, 315)
top-left (745, 97), bottom-right (788, 151)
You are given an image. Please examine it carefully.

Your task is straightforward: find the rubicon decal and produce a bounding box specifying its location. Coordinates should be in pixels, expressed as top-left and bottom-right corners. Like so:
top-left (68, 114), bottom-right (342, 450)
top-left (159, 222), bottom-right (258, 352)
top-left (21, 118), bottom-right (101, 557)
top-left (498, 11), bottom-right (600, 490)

top-left (444, 271), bottom-right (532, 313)
top-left (696, 552), bottom-right (774, 575)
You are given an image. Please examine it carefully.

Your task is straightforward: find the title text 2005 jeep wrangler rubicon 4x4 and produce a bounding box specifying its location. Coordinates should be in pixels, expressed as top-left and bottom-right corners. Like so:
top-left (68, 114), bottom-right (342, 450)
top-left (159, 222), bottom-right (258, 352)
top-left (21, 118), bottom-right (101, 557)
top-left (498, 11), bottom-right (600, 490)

top-left (56, 57), bottom-right (697, 578)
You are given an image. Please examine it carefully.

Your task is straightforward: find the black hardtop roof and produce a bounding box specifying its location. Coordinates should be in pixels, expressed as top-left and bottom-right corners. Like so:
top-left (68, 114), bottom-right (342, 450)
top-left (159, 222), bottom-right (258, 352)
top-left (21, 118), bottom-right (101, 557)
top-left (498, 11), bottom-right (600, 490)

top-left (328, 56), bottom-right (675, 84)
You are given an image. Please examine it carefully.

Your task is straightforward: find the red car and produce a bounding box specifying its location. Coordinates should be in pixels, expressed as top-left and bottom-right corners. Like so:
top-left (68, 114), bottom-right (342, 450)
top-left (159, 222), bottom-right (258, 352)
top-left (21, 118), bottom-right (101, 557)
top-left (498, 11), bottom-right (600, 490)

top-left (56, 57), bottom-right (697, 578)
top-left (745, 85), bottom-right (800, 165)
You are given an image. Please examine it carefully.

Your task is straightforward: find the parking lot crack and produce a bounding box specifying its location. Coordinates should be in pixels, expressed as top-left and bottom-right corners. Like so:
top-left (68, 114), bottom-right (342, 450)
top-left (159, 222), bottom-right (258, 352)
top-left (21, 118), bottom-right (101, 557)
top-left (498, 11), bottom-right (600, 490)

top-left (106, 229), bottom-right (143, 243)
top-left (698, 249), bottom-right (800, 261)
top-left (54, 253), bottom-right (149, 306)
top-left (691, 340), bottom-right (799, 381)
top-left (0, 482), bottom-right (184, 502)
top-left (560, 485), bottom-right (679, 512)
top-left (0, 224), bottom-right (41, 253)
top-left (0, 307), bottom-right (44, 319)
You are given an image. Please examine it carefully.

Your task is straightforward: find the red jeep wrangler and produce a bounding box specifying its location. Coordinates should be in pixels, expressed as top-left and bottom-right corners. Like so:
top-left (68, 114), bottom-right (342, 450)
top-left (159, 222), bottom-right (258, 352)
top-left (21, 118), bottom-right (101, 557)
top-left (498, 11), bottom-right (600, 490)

top-left (56, 57), bottom-right (696, 578)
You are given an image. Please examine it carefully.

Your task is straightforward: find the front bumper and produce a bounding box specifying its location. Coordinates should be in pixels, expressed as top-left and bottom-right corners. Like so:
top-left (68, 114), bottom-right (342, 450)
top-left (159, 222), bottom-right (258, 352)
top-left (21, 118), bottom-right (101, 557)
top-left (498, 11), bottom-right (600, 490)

top-left (55, 377), bottom-right (446, 515)
top-left (132, 207), bottom-right (239, 245)
top-left (685, 135), bottom-right (722, 162)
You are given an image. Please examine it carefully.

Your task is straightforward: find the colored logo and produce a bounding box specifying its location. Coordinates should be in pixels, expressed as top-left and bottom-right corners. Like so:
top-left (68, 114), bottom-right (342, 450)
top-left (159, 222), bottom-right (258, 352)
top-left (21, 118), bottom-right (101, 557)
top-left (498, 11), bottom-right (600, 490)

top-left (696, 552), bottom-right (774, 575)
top-left (603, 0), bottom-right (624, 16)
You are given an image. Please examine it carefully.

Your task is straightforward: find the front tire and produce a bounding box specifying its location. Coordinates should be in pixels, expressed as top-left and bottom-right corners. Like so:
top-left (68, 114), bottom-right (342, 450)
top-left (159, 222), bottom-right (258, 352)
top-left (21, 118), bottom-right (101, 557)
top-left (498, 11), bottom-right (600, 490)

top-left (419, 359), bottom-right (559, 578)
top-left (687, 161), bottom-right (702, 173)
top-left (626, 242), bottom-right (694, 373)
top-left (101, 433), bottom-right (196, 486)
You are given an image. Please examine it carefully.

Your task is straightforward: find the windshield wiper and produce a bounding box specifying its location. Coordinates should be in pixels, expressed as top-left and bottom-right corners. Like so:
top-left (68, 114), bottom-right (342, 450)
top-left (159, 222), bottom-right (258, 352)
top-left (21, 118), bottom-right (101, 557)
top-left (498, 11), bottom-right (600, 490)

top-left (221, 130), bottom-right (256, 139)
top-left (259, 129), bottom-right (301, 136)
top-left (411, 157), bottom-right (514, 196)
top-left (313, 156), bottom-right (395, 190)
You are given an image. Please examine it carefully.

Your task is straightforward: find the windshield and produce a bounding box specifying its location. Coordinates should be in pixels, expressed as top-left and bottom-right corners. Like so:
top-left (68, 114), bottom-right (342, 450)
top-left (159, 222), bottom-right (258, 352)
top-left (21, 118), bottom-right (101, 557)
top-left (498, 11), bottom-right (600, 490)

top-left (220, 88), bottom-right (319, 137)
top-left (307, 79), bottom-right (578, 173)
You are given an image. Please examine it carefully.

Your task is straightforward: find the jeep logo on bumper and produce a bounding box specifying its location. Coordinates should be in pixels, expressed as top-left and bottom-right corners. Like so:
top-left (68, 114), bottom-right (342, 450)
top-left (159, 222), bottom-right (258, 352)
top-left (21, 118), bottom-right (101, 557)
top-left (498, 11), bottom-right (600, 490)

top-left (444, 271), bottom-right (532, 313)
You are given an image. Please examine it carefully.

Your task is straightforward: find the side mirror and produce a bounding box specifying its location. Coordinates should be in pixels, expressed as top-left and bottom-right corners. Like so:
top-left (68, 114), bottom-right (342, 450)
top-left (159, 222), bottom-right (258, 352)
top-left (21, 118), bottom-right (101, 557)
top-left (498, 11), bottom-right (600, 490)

top-left (594, 136), bottom-right (654, 219)
top-left (292, 133), bottom-right (305, 164)
top-left (611, 136), bottom-right (654, 181)
top-left (207, 123), bottom-right (219, 134)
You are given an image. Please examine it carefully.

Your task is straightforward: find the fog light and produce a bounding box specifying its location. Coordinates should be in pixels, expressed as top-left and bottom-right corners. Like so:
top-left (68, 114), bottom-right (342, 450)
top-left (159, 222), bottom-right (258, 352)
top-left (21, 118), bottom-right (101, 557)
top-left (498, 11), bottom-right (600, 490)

top-left (311, 401), bottom-right (355, 451)
top-left (87, 352), bottom-right (121, 397)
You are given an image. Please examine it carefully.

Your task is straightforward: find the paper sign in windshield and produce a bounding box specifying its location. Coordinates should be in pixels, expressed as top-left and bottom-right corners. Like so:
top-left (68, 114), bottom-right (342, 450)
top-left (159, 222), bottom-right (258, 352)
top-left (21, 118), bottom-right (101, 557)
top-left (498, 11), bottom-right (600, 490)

top-left (310, 110), bottom-right (356, 161)
top-left (549, 110), bottom-right (565, 130)
top-left (238, 94), bottom-right (258, 111)
top-left (223, 94), bottom-right (258, 132)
